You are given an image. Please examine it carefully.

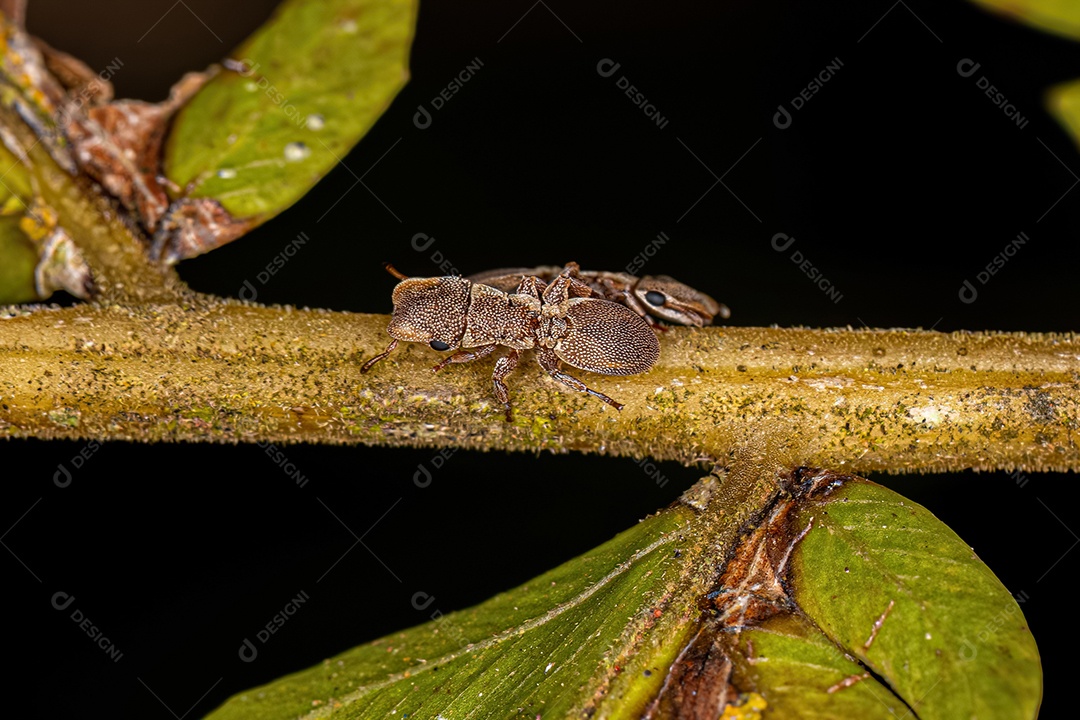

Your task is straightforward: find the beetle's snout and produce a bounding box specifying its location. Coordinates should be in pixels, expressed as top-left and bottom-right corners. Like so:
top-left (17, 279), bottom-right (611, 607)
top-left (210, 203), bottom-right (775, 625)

top-left (386, 277), bottom-right (470, 347)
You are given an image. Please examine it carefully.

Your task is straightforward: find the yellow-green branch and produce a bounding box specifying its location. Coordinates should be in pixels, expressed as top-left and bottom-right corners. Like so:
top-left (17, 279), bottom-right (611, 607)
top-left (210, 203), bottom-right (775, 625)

top-left (1, 298), bottom-right (1076, 474)
top-left (0, 104), bottom-right (184, 303)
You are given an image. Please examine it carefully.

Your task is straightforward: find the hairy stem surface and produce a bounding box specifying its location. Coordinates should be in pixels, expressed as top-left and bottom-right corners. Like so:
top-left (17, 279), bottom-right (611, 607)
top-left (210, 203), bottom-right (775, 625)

top-left (1, 299), bottom-right (1076, 474)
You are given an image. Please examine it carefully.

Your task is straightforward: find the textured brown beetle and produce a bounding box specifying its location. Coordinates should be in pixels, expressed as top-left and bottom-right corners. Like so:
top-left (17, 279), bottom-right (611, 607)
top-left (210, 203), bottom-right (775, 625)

top-left (361, 263), bottom-right (660, 420)
top-left (468, 263), bottom-right (729, 328)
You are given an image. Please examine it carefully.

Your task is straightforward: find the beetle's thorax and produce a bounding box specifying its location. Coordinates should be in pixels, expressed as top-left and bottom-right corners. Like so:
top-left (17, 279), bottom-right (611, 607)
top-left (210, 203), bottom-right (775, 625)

top-left (460, 282), bottom-right (540, 350)
top-left (538, 314), bottom-right (569, 349)
top-left (540, 300), bottom-right (569, 318)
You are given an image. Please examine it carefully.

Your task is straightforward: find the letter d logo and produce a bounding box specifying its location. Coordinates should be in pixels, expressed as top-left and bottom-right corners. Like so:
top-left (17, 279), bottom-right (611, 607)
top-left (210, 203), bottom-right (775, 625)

top-left (52, 591), bottom-right (76, 611)
top-left (238, 279), bottom-right (258, 302)
top-left (239, 638), bottom-right (258, 662)
top-left (411, 233), bottom-right (435, 252)
top-left (412, 591), bottom-right (436, 610)
top-left (413, 463), bottom-right (433, 488)
top-left (235, 59), bottom-right (260, 77)
top-left (596, 58), bottom-right (621, 78)
top-left (54, 463), bottom-right (72, 488)
top-left (413, 104), bottom-right (432, 130)
top-left (771, 233), bottom-right (796, 252)
top-left (773, 104), bottom-right (792, 130)
top-left (956, 58), bottom-right (980, 78)
top-left (958, 279), bottom-right (978, 304)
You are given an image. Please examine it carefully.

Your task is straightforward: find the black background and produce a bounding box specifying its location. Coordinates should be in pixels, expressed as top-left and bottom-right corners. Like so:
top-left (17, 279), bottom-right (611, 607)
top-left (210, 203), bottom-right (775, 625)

top-left (5, 0), bottom-right (1079, 716)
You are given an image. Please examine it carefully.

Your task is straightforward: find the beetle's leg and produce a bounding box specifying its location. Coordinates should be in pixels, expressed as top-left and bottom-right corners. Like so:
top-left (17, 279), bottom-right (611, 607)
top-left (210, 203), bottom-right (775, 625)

top-left (620, 283), bottom-right (651, 319)
top-left (360, 339), bottom-right (398, 373)
top-left (515, 275), bottom-right (546, 299)
top-left (539, 266), bottom-right (593, 304)
top-left (541, 274), bottom-right (570, 304)
top-left (562, 263), bottom-right (600, 298)
top-left (568, 277), bottom-right (594, 298)
top-left (610, 283), bottom-right (666, 331)
top-left (640, 311), bottom-right (666, 332)
top-left (586, 276), bottom-right (663, 330)
top-left (588, 275), bottom-right (621, 300)
top-left (492, 349), bottom-right (521, 421)
top-left (431, 344), bottom-right (496, 372)
top-left (534, 347), bottom-right (624, 411)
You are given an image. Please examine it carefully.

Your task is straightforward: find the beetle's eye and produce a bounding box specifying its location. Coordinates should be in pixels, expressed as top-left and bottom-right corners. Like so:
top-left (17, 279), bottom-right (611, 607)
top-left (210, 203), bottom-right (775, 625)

top-left (429, 340), bottom-right (451, 352)
top-left (644, 290), bottom-right (667, 307)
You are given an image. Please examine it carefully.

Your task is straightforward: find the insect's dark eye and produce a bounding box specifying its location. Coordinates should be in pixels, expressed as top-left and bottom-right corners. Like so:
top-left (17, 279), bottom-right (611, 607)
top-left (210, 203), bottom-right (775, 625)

top-left (644, 291), bottom-right (667, 307)
top-left (429, 340), bottom-right (451, 352)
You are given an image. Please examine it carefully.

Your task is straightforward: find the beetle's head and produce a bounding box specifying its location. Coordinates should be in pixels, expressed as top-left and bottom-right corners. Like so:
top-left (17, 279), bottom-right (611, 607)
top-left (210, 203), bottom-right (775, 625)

top-left (387, 277), bottom-right (470, 351)
top-left (634, 275), bottom-right (729, 327)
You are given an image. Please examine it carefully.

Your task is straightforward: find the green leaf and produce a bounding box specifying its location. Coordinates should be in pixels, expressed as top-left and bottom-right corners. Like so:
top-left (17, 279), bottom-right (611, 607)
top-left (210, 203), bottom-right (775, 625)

top-left (0, 133), bottom-right (32, 205)
top-left (0, 135), bottom-right (39, 303)
top-left (968, 0), bottom-right (1080, 41)
top-left (1049, 78), bottom-right (1080, 151)
top-left (205, 505), bottom-right (699, 719)
top-left (723, 614), bottom-right (904, 719)
top-left (0, 215), bottom-right (37, 303)
top-left (966, 1), bottom-right (1080, 204)
top-left (164, 0), bottom-right (415, 224)
top-left (790, 477), bottom-right (1042, 719)
top-left (202, 468), bottom-right (1041, 719)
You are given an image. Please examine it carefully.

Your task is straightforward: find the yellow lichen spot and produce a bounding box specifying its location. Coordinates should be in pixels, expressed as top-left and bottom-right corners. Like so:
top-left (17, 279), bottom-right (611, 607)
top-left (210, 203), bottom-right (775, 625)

top-left (17, 202), bottom-right (58, 241)
top-left (720, 692), bottom-right (768, 720)
top-left (47, 408), bottom-right (81, 428)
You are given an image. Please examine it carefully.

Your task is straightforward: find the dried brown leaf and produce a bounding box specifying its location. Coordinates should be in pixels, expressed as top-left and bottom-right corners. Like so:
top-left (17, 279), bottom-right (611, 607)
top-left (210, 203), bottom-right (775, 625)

top-left (31, 36), bottom-right (112, 101)
top-left (151, 196), bottom-right (254, 262)
top-left (65, 71), bottom-right (210, 231)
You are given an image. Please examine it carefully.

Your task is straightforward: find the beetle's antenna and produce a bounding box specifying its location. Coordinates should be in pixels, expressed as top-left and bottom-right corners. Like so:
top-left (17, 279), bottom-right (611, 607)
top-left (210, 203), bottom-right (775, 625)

top-left (383, 263), bottom-right (409, 280)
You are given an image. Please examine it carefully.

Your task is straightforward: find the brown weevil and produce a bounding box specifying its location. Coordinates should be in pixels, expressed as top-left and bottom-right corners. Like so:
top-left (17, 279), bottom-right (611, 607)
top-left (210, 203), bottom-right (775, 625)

top-left (468, 262), bottom-right (728, 328)
top-left (361, 263), bottom-right (660, 421)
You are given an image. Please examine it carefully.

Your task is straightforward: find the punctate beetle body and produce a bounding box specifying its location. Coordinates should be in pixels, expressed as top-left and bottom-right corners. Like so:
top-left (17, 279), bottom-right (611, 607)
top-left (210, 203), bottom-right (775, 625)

top-left (362, 264), bottom-right (660, 420)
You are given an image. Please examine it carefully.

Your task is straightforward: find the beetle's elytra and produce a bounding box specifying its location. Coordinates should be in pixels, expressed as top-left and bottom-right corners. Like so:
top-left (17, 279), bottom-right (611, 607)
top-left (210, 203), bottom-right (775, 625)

top-left (361, 263), bottom-right (661, 420)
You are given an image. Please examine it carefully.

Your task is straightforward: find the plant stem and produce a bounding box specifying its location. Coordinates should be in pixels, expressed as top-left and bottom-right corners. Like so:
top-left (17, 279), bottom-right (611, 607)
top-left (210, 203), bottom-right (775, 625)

top-left (1, 298), bottom-right (1076, 474)
top-left (0, 105), bottom-right (184, 303)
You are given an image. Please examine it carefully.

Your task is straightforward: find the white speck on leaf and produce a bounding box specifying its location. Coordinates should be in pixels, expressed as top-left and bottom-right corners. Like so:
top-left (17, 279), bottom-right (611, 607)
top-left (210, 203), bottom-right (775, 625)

top-left (284, 142), bottom-right (310, 161)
